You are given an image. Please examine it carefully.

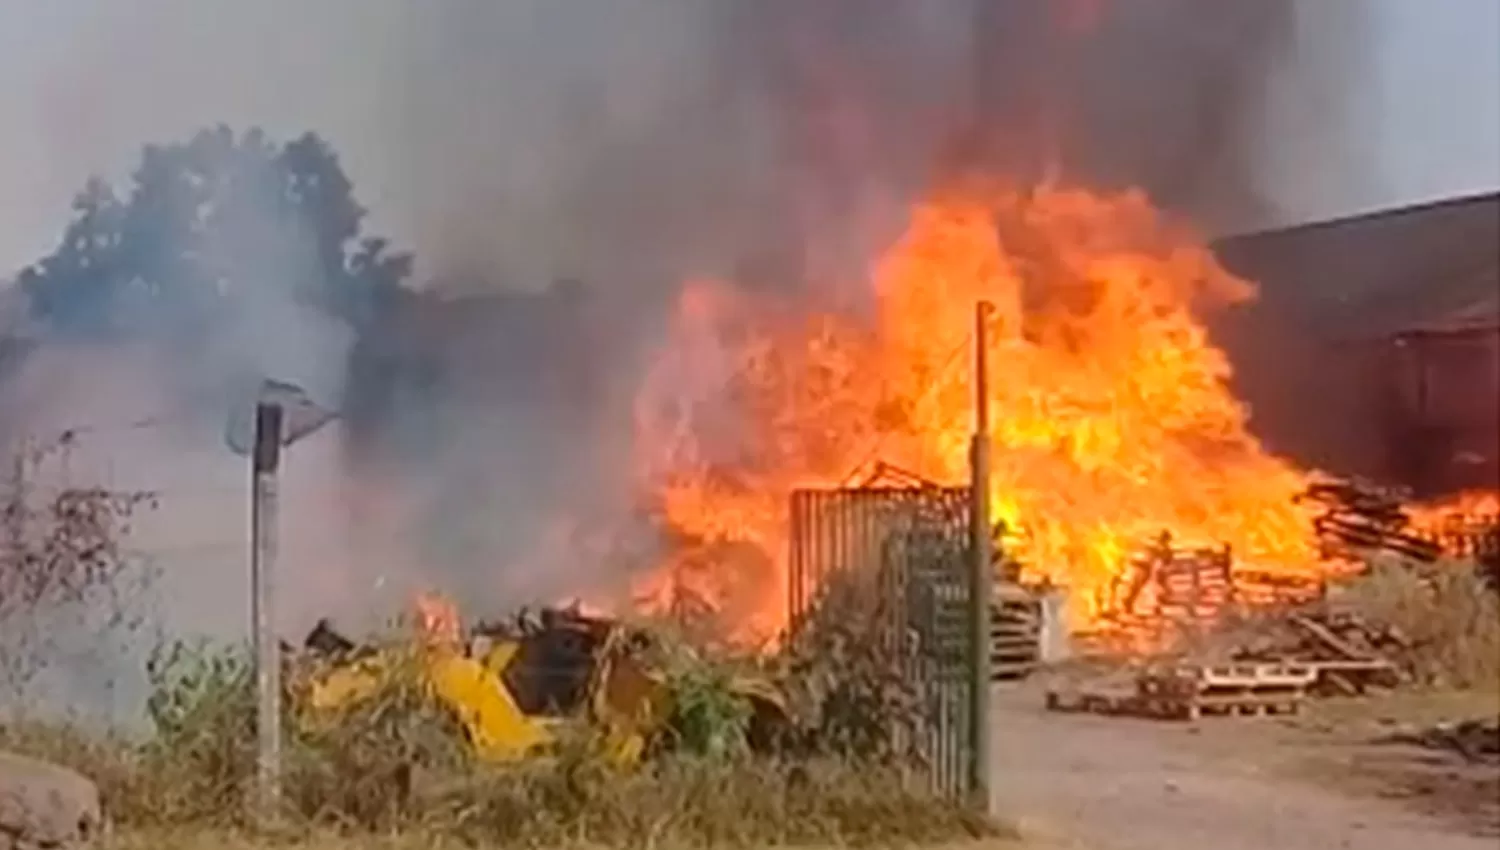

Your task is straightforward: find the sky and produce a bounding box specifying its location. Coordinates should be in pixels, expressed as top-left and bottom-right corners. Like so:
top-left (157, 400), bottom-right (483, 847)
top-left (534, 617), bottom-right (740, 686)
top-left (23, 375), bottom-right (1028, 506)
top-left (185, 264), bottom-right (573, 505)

top-left (0, 0), bottom-right (1496, 277)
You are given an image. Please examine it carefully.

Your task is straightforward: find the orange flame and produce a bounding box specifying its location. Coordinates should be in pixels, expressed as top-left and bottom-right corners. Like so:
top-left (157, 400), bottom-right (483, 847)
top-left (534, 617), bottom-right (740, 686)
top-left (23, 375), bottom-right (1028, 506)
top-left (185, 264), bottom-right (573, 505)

top-left (632, 183), bottom-right (1327, 642)
top-left (414, 591), bottom-right (462, 647)
top-left (1407, 489), bottom-right (1500, 549)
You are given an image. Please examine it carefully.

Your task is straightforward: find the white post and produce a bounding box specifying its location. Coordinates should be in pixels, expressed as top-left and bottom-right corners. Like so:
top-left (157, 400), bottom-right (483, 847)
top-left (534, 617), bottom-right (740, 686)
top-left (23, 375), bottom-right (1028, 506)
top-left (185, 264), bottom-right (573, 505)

top-left (250, 402), bottom-right (283, 823)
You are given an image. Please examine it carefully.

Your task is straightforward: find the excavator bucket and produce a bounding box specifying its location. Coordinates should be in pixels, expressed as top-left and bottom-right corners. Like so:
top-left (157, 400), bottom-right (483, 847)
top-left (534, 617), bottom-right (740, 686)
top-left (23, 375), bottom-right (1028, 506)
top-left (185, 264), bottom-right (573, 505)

top-left (292, 604), bottom-right (792, 768)
top-left (427, 647), bottom-right (553, 761)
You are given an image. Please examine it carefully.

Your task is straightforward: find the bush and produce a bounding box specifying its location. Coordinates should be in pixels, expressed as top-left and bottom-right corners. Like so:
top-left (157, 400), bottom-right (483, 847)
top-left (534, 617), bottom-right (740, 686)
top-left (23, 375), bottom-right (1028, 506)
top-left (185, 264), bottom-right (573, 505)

top-left (1338, 554), bottom-right (1500, 691)
top-left (774, 569), bottom-right (929, 767)
top-left (1, 628), bottom-right (998, 848)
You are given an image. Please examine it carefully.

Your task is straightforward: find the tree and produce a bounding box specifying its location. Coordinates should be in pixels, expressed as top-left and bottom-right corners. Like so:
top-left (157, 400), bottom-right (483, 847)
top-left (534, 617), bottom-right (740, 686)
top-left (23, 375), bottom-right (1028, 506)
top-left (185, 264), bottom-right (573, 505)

top-left (18, 126), bottom-right (413, 338)
top-left (17, 178), bottom-right (128, 336)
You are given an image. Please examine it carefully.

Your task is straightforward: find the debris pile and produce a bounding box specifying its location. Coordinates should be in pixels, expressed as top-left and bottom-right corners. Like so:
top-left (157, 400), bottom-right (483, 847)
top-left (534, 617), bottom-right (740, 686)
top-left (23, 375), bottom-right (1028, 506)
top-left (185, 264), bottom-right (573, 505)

top-left (1220, 608), bottom-right (1403, 695)
top-left (1392, 718), bottom-right (1500, 764)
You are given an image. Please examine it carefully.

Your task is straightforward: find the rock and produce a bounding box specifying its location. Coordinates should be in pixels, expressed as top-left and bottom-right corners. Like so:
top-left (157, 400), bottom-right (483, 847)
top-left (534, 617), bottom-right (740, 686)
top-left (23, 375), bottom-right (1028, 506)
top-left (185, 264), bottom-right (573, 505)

top-left (0, 752), bottom-right (105, 849)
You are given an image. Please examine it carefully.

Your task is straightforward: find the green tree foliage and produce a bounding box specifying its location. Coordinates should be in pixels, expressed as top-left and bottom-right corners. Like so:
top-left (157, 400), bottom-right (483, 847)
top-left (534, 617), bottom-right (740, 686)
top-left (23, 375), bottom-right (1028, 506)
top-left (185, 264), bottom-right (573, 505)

top-left (18, 126), bottom-right (412, 339)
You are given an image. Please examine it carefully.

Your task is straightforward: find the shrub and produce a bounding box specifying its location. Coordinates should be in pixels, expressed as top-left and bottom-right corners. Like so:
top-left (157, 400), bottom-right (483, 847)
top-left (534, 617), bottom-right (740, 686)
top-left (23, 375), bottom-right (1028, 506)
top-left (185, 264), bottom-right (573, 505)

top-left (1337, 554), bottom-right (1500, 691)
top-left (1, 627), bottom-right (999, 848)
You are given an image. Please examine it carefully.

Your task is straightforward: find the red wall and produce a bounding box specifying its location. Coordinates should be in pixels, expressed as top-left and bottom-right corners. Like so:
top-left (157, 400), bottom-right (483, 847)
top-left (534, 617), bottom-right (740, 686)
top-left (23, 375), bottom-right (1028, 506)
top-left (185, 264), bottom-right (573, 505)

top-left (1382, 326), bottom-right (1500, 495)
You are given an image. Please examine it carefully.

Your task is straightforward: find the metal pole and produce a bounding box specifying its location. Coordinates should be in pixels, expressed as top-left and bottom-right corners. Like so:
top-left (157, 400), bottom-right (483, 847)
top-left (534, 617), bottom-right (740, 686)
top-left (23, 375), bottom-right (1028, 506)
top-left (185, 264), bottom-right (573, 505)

top-left (251, 402), bottom-right (284, 823)
top-left (968, 302), bottom-right (994, 811)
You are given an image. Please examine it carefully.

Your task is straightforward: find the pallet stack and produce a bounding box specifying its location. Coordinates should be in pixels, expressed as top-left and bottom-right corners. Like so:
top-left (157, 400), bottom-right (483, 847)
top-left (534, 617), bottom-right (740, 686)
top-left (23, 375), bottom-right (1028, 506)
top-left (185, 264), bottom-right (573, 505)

top-left (1228, 609), bottom-right (1403, 695)
top-left (990, 583), bottom-right (1042, 680)
top-left (1137, 662), bottom-right (1314, 720)
top-left (1298, 477), bottom-right (1442, 562)
top-left (1045, 661), bottom-right (1315, 721)
top-left (1095, 533), bottom-right (1236, 644)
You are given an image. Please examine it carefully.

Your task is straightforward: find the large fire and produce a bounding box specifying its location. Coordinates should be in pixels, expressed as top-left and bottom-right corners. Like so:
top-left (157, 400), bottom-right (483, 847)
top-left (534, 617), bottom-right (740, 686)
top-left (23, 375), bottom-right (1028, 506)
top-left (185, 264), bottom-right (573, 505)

top-left (630, 183), bottom-right (1326, 642)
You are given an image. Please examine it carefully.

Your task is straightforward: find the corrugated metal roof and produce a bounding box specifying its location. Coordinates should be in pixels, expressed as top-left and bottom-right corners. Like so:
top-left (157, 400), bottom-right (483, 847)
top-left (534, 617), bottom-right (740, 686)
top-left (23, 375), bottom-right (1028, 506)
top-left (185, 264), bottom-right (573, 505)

top-left (1212, 191), bottom-right (1500, 340)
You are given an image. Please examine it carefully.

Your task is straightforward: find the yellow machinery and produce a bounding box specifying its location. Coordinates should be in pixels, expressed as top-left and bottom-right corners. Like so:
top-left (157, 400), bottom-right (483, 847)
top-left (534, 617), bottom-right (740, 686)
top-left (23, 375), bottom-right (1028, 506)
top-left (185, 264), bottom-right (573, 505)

top-left (293, 605), bottom-right (775, 766)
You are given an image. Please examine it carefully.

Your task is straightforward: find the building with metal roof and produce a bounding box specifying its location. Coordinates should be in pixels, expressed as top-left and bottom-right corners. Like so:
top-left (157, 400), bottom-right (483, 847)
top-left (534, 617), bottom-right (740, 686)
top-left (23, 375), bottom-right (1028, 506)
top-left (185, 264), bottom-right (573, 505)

top-left (1213, 191), bottom-right (1499, 496)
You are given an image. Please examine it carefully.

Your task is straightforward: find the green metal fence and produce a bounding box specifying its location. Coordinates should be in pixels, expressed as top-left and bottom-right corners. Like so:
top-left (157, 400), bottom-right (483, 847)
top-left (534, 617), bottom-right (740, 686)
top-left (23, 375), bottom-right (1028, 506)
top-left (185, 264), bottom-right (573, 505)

top-left (787, 485), bottom-right (975, 799)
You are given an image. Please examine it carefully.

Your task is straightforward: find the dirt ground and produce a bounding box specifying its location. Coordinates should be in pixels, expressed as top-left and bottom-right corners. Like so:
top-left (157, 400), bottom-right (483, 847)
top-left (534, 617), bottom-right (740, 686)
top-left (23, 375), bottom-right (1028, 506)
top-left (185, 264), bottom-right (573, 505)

top-left (991, 681), bottom-right (1500, 850)
top-left (115, 835), bottom-right (1032, 850)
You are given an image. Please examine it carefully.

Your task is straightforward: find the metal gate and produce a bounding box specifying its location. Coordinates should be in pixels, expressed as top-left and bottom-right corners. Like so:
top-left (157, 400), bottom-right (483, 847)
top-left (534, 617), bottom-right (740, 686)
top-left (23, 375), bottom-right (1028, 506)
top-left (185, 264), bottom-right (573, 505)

top-left (787, 485), bottom-right (975, 798)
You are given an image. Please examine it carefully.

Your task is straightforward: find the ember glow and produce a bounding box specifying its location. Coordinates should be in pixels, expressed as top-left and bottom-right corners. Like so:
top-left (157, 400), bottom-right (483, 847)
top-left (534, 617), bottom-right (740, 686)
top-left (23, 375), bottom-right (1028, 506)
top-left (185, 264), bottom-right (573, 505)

top-left (631, 183), bottom-right (1326, 642)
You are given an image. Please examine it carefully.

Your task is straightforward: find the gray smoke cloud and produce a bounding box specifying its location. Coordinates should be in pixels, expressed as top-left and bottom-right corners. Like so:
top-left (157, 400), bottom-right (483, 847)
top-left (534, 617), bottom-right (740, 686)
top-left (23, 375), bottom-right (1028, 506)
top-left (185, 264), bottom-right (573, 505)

top-left (0, 1), bottom-right (1366, 717)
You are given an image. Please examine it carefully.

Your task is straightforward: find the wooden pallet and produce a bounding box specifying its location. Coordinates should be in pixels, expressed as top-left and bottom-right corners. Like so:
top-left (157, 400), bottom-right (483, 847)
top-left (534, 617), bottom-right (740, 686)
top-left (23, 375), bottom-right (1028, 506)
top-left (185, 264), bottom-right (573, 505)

top-left (1046, 662), bottom-right (1313, 721)
top-left (1140, 663), bottom-right (1312, 720)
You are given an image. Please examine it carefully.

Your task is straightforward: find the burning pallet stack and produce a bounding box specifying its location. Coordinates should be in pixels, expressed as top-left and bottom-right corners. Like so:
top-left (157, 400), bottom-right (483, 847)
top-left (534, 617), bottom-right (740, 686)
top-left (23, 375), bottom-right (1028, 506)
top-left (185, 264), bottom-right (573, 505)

top-left (1298, 478), bottom-right (1444, 562)
top-left (1300, 476), bottom-right (1500, 591)
top-left (1417, 502), bottom-right (1500, 590)
top-left (1087, 532), bottom-right (1322, 651)
top-left (1046, 477), bottom-right (1499, 720)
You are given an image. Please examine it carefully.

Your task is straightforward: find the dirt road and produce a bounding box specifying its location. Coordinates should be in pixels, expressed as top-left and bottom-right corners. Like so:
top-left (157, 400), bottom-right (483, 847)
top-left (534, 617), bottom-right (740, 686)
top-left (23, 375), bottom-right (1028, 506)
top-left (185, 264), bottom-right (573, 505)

top-left (991, 684), bottom-right (1498, 850)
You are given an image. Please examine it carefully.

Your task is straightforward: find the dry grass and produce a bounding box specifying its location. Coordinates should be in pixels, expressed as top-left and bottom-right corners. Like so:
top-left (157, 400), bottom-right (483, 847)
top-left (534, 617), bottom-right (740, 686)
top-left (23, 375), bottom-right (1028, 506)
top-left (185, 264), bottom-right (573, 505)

top-left (0, 606), bottom-right (1003, 848)
top-left (2, 668), bottom-right (999, 849)
top-left (111, 833), bottom-right (1032, 850)
top-left (1335, 553), bottom-right (1500, 690)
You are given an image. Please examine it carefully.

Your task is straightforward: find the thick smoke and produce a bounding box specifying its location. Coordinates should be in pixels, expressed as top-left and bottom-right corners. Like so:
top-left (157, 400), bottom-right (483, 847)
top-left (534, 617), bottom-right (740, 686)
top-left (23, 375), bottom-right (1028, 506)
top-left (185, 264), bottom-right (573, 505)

top-left (0, 1), bottom-right (1361, 715)
top-left (379, 0), bottom-right (1320, 290)
top-left (971, 1), bottom-right (1298, 228)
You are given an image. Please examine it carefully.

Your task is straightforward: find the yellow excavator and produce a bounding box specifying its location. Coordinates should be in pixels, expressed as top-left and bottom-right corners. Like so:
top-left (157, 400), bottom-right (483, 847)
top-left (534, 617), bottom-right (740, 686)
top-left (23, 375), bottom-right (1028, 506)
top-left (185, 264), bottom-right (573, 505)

top-left (291, 604), bottom-right (786, 766)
